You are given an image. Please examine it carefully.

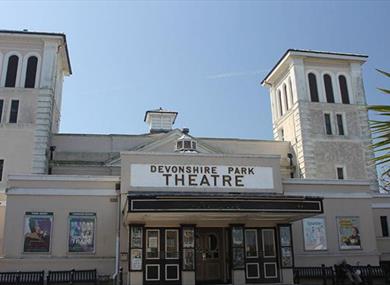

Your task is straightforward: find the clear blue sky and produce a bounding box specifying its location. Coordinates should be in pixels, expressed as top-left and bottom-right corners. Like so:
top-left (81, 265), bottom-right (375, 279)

top-left (1, 1), bottom-right (389, 139)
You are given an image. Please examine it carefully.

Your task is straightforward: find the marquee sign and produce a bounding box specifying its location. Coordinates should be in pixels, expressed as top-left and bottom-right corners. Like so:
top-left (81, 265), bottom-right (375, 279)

top-left (130, 164), bottom-right (274, 189)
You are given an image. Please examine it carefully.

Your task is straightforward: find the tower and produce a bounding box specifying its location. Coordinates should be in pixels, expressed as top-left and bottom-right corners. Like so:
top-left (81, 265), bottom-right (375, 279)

top-left (0, 30), bottom-right (71, 191)
top-left (262, 50), bottom-right (378, 191)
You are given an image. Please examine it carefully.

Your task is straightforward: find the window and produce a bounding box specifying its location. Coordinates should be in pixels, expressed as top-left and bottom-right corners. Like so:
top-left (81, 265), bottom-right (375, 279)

top-left (0, 99), bottom-right (3, 123)
top-left (323, 74), bottom-right (335, 103)
top-left (278, 90), bottom-right (283, 116)
top-left (283, 84), bottom-right (289, 110)
top-left (0, 159), bottom-right (3, 181)
top-left (336, 114), bottom-right (345, 135)
top-left (5, 55), bottom-right (19, 87)
top-left (9, 100), bottom-right (19, 123)
top-left (25, 56), bottom-right (38, 88)
top-left (339, 75), bottom-right (350, 104)
top-left (165, 229), bottom-right (179, 259)
top-left (278, 128), bottom-right (284, 141)
top-left (288, 78), bottom-right (294, 105)
top-left (146, 229), bottom-right (159, 259)
top-left (324, 113), bottom-right (332, 135)
top-left (245, 229), bottom-right (258, 258)
top-left (336, 167), bottom-right (344, 180)
top-left (380, 216), bottom-right (389, 237)
top-left (308, 73), bottom-right (319, 102)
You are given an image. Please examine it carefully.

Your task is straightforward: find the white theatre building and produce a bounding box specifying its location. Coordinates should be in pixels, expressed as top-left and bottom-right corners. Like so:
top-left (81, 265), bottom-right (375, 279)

top-left (0, 30), bottom-right (389, 285)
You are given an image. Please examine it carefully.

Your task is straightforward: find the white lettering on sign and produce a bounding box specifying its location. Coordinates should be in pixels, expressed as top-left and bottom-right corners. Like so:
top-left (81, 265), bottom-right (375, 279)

top-left (130, 164), bottom-right (274, 189)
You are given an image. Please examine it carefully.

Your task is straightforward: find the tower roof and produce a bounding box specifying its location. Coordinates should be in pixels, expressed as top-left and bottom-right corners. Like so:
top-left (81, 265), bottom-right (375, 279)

top-left (261, 49), bottom-right (368, 86)
top-left (0, 29), bottom-right (72, 75)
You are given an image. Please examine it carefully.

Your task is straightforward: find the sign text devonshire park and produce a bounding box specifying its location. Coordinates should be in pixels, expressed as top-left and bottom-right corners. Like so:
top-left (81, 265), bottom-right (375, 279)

top-left (130, 164), bottom-right (274, 189)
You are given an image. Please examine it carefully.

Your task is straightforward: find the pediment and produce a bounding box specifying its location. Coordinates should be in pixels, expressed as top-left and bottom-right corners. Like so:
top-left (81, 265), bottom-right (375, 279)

top-left (132, 129), bottom-right (221, 154)
top-left (105, 129), bottom-right (222, 167)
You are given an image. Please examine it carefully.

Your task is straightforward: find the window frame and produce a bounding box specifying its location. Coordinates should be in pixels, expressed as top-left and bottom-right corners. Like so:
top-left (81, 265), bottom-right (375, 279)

top-left (283, 83), bottom-right (289, 111)
top-left (288, 78), bottom-right (294, 105)
top-left (324, 113), bottom-right (333, 135)
top-left (0, 99), bottom-right (4, 123)
top-left (336, 113), bottom-right (346, 136)
top-left (0, 159), bottom-right (4, 182)
top-left (277, 89), bottom-right (283, 116)
top-left (338, 74), bottom-right (350, 104)
top-left (308, 72), bottom-right (319, 102)
top-left (9, 99), bottom-right (19, 123)
top-left (323, 73), bottom-right (335, 103)
top-left (24, 55), bottom-right (39, 88)
top-left (164, 229), bottom-right (179, 260)
top-left (336, 166), bottom-right (346, 180)
top-left (1, 52), bottom-right (23, 88)
top-left (380, 216), bottom-right (389, 237)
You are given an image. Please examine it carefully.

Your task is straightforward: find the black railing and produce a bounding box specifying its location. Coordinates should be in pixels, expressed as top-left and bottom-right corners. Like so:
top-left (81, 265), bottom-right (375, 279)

top-left (294, 264), bottom-right (390, 285)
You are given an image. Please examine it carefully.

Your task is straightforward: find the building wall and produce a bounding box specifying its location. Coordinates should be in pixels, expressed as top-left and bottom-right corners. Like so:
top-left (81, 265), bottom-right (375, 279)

top-left (372, 196), bottom-right (390, 261)
top-left (292, 197), bottom-right (378, 266)
top-left (1, 191), bottom-right (118, 274)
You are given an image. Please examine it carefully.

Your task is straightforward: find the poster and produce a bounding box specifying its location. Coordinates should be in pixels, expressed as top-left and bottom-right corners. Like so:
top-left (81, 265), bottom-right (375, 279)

top-left (279, 226), bottom-right (292, 247)
top-left (68, 213), bottom-right (96, 253)
top-left (281, 247), bottom-right (293, 267)
top-left (183, 228), bottom-right (194, 248)
top-left (232, 247), bottom-right (245, 268)
top-left (337, 216), bottom-right (361, 250)
top-left (183, 249), bottom-right (194, 270)
top-left (131, 249), bottom-right (142, 270)
top-left (232, 227), bottom-right (244, 246)
top-left (131, 226), bottom-right (143, 248)
top-left (303, 218), bottom-right (327, 250)
top-left (23, 212), bottom-right (53, 253)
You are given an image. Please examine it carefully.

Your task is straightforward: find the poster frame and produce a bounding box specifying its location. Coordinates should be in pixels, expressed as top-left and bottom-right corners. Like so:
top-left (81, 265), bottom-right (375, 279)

top-left (23, 211), bottom-right (53, 254)
top-left (68, 212), bottom-right (96, 254)
top-left (336, 216), bottom-right (362, 250)
top-left (302, 217), bottom-right (328, 251)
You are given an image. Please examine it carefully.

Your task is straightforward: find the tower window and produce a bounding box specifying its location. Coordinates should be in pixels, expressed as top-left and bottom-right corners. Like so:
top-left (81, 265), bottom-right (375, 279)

top-left (339, 75), bottom-right (350, 104)
top-left (278, 90), bottom-right (283, 116)
top-left (0, 99), bottom-right (3, 123)
top-left (336, 167), bottom-right (344, 180)
top-left (284, 84), bottom-right (289, 111)
top-left (323, 74), bottom-right (335, 103)
top-left (324, 113), bottom-right (332, 135)
top-left (24, 56), bottom-right (38, 88)
top-left (0, 159), bottom-right (3, 181)
top-left (380, 216), bottom-right (389, 237)
top-left (9, 100), bottom-right (19, 123)
top-left (336, 114), bottom-right (345, 135)
top-left (308, 73), bottom-right (319, 102)
top-left (288, 78), bottom-right (294, 105)
top-left (5, 55), bottom-right (19, 87)
top-left (278, 128), bottom-right (284, 141)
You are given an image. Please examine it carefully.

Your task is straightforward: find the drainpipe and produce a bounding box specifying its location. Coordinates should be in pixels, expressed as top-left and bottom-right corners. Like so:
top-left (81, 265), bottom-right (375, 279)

top-left (113, 182), bottom-right (121, 284)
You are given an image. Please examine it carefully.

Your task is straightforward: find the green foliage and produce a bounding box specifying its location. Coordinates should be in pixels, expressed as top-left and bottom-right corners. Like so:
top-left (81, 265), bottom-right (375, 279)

top-left (367, 69), bottom-right (390, 166)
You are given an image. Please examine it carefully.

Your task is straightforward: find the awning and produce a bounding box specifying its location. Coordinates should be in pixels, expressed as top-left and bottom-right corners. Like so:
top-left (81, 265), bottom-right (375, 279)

top-left (125, 192), bottom-right (323, 225)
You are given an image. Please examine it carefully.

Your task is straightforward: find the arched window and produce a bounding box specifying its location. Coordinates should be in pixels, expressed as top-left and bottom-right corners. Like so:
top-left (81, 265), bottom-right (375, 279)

top-left (288, 78), bottom-right (294, 104)
top-left (308, 73), bottom-right (319, 102)
top-left (323, 74), bottom-right (335, 103)
top-left (283, 84), bottom-right (289, 110)
top-left (278, 90), bottom-right (283, 116)
top-left (339, 75), bottom-right (350, 104)
top-left (24, 56), bottom-right (38, 88)
top-left (5, 55), bottom-right (19, 87)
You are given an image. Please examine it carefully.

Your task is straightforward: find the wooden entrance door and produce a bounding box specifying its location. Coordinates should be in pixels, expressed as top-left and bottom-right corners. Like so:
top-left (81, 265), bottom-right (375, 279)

top-left (196, 228), bottom-right (224, 283)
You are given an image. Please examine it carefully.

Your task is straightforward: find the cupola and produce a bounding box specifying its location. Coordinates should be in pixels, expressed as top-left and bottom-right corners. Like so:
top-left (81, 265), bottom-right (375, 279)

top-left (175, 131), bottom-right (197, 152)
top-left (144, 108), bottom-right (178, 133)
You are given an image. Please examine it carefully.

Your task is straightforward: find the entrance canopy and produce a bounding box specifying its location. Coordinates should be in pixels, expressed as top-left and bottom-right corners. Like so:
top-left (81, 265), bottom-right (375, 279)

top-left (126, 192), bottom-right (323, 225)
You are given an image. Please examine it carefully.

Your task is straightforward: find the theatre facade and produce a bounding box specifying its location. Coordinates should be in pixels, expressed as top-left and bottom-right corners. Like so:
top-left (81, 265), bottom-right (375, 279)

top-left (0, 30), bottom-right (389, 285)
